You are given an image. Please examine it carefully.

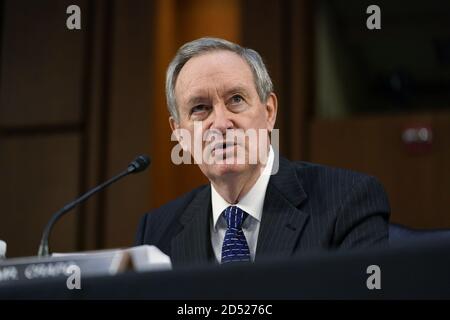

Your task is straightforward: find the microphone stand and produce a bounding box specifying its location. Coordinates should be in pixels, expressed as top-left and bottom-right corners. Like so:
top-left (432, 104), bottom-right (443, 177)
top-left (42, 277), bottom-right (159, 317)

top-left (38, 155), bottom-right (150, 257)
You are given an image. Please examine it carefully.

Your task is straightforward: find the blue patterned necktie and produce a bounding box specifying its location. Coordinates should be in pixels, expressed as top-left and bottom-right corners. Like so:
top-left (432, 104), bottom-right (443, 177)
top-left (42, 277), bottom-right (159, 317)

top-left (221, 206), bottom-right (251, 263)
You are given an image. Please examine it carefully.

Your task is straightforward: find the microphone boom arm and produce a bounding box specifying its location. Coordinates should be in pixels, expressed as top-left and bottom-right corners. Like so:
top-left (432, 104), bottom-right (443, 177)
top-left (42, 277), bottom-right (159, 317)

top-left (37, 155), bottom-right (150, 257)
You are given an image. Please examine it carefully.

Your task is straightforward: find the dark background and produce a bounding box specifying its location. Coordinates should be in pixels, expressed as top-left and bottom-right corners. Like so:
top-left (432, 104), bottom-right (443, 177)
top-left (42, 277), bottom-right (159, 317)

top-left (0, 0), bottom-right (449, 258)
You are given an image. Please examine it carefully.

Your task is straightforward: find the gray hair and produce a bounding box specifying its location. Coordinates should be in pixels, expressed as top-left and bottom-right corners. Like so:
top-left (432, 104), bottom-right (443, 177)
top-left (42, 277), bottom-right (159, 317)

top-left (166, 37), bottom-right (274, 122)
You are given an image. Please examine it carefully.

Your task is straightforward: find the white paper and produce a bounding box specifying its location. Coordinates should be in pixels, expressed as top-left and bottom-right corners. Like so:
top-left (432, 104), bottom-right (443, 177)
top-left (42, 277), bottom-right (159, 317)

top-left (52, 245), bottom-right (172, 272)
top-left (128, 245), bottom-right (172, 272)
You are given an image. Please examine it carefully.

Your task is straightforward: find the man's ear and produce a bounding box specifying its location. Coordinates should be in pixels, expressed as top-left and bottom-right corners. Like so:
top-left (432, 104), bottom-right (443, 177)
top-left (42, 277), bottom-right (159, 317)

top-left (265, 92), bottom-right (278, 131)
top-left (169, 116), bottom-right (188, 150)
top-left (169, 116), bottom-right (181, 140)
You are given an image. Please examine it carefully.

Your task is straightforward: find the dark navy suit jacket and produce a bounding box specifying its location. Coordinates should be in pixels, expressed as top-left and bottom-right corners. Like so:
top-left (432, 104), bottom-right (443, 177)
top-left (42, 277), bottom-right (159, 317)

top-left (135, 157), bottom-right (390, 267)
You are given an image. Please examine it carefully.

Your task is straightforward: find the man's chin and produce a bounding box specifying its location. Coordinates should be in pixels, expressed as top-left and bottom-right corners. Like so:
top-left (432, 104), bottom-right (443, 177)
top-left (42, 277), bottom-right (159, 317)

top-left (206, 162), bottom-right (249, 178)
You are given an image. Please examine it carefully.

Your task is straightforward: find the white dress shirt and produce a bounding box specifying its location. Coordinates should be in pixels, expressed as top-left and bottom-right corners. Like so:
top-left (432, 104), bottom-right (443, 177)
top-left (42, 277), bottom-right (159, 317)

top-left (210, 146), bottom-right (274, 262)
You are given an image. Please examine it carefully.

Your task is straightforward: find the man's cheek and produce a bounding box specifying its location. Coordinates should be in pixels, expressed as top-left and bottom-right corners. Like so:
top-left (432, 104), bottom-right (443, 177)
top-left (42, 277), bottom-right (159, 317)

top-left (189, 138), bottom-right (202, 164)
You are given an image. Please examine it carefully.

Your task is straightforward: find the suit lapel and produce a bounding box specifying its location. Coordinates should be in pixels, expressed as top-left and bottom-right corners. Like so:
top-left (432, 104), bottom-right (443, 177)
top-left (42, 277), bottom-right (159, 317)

top-left (256, 157), bottom-right (310, 260)
top-left (170, 186), bottom-right (214, 266)
top-left (170, 157), bottom-right (309, 264)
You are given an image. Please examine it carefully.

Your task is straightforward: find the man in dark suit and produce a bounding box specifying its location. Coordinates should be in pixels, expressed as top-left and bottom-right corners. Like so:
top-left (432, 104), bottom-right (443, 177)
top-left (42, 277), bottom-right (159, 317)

top-left (135, 37), bottom-right (390, 268)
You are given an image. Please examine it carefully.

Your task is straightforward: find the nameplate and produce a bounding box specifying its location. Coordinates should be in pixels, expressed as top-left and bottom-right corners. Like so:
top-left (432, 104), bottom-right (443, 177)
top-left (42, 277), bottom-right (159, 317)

top-left (0, 251), bottom-right (128, 285)
top-left (0, 245), bottom-right (171, 285)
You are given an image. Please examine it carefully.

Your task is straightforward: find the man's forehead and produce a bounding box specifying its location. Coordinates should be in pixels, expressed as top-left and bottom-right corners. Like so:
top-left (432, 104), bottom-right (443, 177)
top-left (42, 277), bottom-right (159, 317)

top-left (175, 51), bottom-right (254, 102)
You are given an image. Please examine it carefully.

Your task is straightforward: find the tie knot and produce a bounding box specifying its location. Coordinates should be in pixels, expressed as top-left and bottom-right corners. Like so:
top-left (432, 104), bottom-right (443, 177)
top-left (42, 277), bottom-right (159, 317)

top-left (223, 206), bottom-right (248, 230)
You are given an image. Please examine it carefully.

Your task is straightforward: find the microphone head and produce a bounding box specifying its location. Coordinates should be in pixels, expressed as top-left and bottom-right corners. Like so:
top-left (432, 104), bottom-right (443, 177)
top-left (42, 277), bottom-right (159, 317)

top-left (128, 155), bottom-right (151, 173)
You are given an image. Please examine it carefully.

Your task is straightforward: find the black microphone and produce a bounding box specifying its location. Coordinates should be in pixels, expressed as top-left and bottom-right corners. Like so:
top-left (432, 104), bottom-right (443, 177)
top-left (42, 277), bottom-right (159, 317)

top-left (37, 154), bottom-right (151, 257)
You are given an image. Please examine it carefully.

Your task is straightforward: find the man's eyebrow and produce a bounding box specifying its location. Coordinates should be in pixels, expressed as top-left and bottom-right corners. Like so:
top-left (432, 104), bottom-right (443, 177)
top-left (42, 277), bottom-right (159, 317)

top-left (187, 95), bottom-right (209, 107)
top-left (223, 85), bottom-right (249, 97)
top-left (185, 85), bottom-right (250, 106)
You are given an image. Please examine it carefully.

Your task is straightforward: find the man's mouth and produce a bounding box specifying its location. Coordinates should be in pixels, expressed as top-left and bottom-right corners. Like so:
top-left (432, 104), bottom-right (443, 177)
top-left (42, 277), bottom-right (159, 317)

top-left (211, 141), bottom-right (237, 154)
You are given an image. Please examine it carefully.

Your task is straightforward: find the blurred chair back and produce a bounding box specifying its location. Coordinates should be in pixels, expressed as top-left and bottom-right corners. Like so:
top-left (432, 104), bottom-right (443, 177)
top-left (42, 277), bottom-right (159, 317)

top-left (389, 223), bottom-right (450, 245)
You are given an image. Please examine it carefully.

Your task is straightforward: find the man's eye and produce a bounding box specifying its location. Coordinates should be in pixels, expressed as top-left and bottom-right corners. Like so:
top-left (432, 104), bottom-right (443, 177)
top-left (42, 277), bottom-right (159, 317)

top-left (191, 105), bottom-right (208, 114)
top-left (230, 95), bottom-right (244, 104)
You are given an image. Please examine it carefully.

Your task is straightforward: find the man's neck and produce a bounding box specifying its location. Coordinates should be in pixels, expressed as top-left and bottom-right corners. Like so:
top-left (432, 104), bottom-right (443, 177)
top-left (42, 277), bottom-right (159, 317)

top-left (210, 164), bottom-right (263, 204)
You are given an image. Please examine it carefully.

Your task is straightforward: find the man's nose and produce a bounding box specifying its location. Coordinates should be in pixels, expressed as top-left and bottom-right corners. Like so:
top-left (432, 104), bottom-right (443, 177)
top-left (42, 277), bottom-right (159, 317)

top-left (210, 104), bottom-right (233, 133)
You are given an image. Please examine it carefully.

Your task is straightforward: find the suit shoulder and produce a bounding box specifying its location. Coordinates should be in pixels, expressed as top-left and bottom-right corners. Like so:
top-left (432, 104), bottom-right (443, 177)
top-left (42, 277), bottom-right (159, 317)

top-left (134, 184), bottom-right (209, 246)
top-left (292, 160), bottom-right (385, 193)
top-left (146, 184), bottom-right (209, 218)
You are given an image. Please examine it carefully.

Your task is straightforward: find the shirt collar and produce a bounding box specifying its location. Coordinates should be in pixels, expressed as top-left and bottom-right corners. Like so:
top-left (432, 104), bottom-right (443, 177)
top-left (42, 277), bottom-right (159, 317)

top-left (211, 146), bottom-right (274, 230)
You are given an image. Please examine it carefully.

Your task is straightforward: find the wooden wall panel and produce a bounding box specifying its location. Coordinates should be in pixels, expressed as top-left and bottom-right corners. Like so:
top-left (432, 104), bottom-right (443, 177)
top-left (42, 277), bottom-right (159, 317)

top-left (0, 0), bottom-right (86, 126)
top-left (0, 0), bottom-right (88, 257)
top-left (0, 135), bottom-right (79, 257)
top-left (103, 0), bottom-right (153, 249)
top-left (81, 0), bottom-right (106, 251)
top-left (310, 112), bottom-right (450, 229)
top-left (0, 0), bottom-right (156, 255)
top-left (430, 113), bottom-right (450, 227)
top-left (149, 0), bottom-right (179, 210)
top-left (242, 0), bottom-right (284, 137)
top-left (242, 0), bottom-right (314, 161)
top-left (0, 0), bottom-right (110, 255)
top-left (177, 0), bottom-right (241, 43)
